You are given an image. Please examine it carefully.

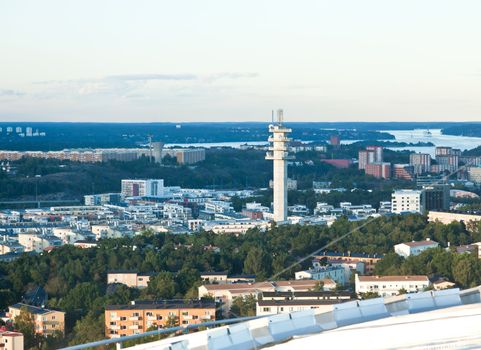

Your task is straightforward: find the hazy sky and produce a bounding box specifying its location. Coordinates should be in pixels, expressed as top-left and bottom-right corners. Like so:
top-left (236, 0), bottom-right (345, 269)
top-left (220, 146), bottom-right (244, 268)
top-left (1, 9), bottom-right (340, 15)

top-left (1, 0), bottom-right (481, 122)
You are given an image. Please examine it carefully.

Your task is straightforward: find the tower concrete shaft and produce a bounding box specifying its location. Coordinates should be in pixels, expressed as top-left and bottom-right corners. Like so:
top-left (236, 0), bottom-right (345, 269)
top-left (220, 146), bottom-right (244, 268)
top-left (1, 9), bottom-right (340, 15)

top-left (265, 111), bottom-right (293, 223)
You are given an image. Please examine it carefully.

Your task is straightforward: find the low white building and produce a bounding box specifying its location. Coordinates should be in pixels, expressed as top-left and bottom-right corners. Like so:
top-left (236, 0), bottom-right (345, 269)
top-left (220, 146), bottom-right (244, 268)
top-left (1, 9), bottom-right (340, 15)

top-left (256, 291), bottom-right (352, 316)
top-left (355, 274), bottom-right (430, 297)
top-left (394, 239), bottom-right (439, 258)
top-left (391, 189), bottom-right (424, 214)
top-left (295, 265), bottom-right (346, 285)
top-left (203, 220), bottom-right (270, 234)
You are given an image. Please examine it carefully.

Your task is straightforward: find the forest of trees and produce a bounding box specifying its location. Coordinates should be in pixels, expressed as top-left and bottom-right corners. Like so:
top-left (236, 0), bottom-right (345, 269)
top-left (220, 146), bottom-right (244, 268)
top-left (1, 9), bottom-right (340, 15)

top-left (2, 214), bottom-right (481, 348)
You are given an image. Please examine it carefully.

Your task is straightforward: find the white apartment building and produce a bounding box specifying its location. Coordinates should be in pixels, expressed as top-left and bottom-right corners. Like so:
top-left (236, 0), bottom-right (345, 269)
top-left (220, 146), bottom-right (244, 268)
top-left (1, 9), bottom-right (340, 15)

top-left (295, 265), bottom-right (346, 285)
top-left (204, 200), bottom-right (234, 214)
top-left (394, 239), bottom-right (439, 258)
top-left (391, 189), bottom-right (424, 214)
top-left (202, 220), bottom-right (270, 234)
top-left (256, 291), bottom-right (351, 316)
top-left (355, 274), bottom-right (430, 297)
top-left (121, 179), bottom-right (165, 198)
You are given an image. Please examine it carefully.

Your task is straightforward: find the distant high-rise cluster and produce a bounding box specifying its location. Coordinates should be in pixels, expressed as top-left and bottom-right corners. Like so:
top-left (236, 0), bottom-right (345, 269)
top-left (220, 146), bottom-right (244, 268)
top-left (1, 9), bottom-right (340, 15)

top-left (0, 125), bottom-right (46, 137)
top-left (359, 145), bottom-right (391, 179)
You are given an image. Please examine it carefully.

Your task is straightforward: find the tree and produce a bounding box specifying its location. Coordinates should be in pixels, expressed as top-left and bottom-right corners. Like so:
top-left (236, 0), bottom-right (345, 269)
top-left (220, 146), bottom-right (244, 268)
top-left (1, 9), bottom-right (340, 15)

top-left (14, 307), bottom-right (38, 349)
top-left (142, 272), bottom-right (178, 299)
top-left (69, 312), bottom-right (106, 348)
top-left (243, 247), bottom-right (271, 280)
top-left (229, 295), bottom-right (256, 318)
top-left (358, 291), bottom-right (380, 300)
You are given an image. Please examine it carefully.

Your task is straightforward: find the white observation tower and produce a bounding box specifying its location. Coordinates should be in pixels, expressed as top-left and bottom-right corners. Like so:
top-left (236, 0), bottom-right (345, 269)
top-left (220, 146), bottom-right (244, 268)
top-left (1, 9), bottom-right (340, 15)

top-left (265, 109), bottom-right (294, 223)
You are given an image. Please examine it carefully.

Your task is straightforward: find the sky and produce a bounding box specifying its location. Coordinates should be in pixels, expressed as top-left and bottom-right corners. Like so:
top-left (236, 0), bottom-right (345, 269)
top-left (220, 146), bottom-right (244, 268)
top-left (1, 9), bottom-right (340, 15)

top-left (1, 0), bottom-right (481, 123)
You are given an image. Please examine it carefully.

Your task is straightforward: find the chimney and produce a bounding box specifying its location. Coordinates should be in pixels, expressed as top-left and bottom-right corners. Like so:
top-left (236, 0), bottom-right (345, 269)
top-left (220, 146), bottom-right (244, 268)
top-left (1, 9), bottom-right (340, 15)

top-left (426, 238), bottom-right (430, 241)
top-left (130, 300), bottom-right (135, 305)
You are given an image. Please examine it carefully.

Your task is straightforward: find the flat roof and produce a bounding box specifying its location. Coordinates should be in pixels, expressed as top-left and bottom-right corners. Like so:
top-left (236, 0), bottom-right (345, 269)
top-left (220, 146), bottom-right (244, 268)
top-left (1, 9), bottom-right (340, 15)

top-left (357, 275), bottom-right (429, 282)
top-left (106, 300), bottom-right (215, 311)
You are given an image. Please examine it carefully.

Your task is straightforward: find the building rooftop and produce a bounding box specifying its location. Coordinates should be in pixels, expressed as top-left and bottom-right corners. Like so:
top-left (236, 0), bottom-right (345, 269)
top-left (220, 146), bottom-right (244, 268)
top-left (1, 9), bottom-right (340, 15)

top-left (258, 299), bottom-right (345, 307)
top-left (399, 240), bottom-right (438, 247)
top-left (357, 275), bottom-right (429, 282)
top-left (9, 303), bottom-right (58, 315)
top-left (106, 300), bottom-right (215, 311)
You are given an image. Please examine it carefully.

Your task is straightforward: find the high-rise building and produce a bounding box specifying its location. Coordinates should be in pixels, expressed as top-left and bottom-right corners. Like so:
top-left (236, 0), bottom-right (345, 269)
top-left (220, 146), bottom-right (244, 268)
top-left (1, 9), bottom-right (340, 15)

top-left (358, 146), bottom-right (383, 170)
top-left (422, 184), bottom-right (450, 212)
top-left (391, 189), bottom-right (424, 214)
top-left (434, 147), bottom-right (460, 173)
top-left (410, 153), bottom-right (431, 175)
top-left (151, 142), bottom-right (164, 163)
top-left (365, 162), bottom-right (391, 179)
top-left (265, 109), bottom-right (294, 223)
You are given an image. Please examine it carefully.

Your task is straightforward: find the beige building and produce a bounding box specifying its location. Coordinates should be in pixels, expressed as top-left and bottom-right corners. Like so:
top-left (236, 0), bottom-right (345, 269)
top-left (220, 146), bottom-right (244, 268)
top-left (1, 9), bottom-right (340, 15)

top-left (8, 303), bottom-right (65, 336)
top-left (105, 300), bottom-right (215, 338)
top-left (0, 331), bottom-right (24, 350)
top-left (107, 271), bottom-right (153, 289)
top-left (428, 211), bottom-right (481, 226)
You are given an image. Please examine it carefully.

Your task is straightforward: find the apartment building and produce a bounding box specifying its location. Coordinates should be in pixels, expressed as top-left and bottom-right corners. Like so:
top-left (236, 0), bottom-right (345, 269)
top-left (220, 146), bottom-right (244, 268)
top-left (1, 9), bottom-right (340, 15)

top-left (315, 251), bottom-right (383, 274)
top-left (428, 211), bottom-right (481, 226)
top-left (8, 303), bottom-right (65, 336)
top-left (198, 280), bottom-right (322, 315)
top-left (391, 189), bottom-right (423, 214)
top-left (104, 300), bottom-right (215, 338)
top-left (355, 274), bottom-right (430, 297)
top-left (107, 271), bottom-right (154, 289)
top-left (121, 179), bottom-right (165, 198)
top-left (394, 239), bottom-right (439, 258)
top-left (17, 233), bottom-right (63, 252)
top-left (256, 291), bottom-right (352, 316)
top-left (295, 264), bottom-right (346, 285)
top-left (0, 331), bottom-right (24, 350)
top-left (410, 153), bottom-right (431, 175)
top-left (200, 272), bottom-right (256, 284)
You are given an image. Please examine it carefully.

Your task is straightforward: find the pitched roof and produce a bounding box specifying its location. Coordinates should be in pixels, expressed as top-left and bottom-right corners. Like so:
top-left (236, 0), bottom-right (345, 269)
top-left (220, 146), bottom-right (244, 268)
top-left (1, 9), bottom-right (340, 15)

top-left (9, 303), bottom-right (59, 315)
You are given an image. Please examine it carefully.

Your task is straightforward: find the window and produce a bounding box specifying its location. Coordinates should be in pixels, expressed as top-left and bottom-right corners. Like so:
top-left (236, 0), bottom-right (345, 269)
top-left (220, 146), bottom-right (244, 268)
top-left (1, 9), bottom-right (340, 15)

top-left (146, 312), bottom-right (153, 317)
top-left (182, 320), bottom-right (189, 325)
top-left (182, 311), bottom-right (189, 316)
top-left (193, 315), bottom-right (198, 320)
top-left (120, 317), bottom-right (126, 321)
top-left (157, 315), bottom-right (163, 320)
top-left (132, 312), bottom-right (139, 317)
top-left (262, 307), bottom-right (270, 312)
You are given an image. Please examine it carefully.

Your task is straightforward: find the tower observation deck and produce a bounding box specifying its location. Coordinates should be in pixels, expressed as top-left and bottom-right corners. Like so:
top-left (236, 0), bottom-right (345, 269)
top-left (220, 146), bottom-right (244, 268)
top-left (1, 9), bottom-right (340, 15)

top-left (265, 109), bottom-right (294, 223)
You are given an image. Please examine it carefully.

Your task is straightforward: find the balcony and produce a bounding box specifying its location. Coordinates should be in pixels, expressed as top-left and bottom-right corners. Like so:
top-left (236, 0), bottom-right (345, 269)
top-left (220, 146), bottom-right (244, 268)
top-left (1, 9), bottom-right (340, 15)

top-left (182, 315), bottom-right (192, 320)
top-left (129, 316), bottom-right (140, 321)
top-left (129, 325), bottom-right (140, 330)
top-left (146, 316), bottom-right (157, 321)
top-left (111, 316), bottom-right (120, 321)
top-left (110, 325), bottom-right (120, 330)
top-left (201, 315), bottom-right (213, 320)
